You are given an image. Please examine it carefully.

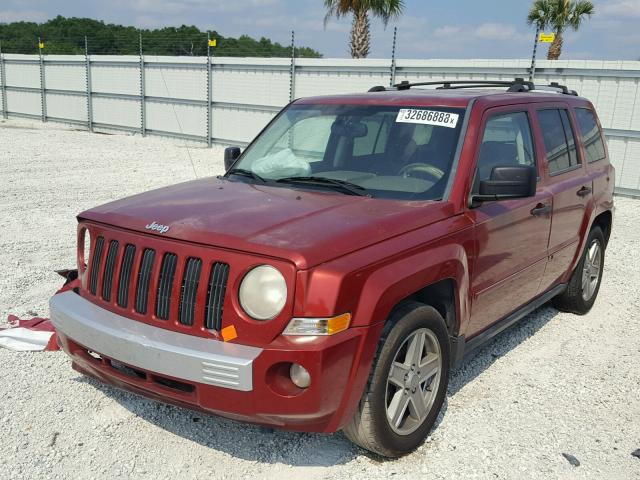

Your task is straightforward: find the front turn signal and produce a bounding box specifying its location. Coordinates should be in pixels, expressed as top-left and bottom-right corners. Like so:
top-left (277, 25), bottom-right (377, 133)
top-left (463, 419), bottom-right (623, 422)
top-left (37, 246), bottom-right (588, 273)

top-left (283, 313), bottom-right (351, 336)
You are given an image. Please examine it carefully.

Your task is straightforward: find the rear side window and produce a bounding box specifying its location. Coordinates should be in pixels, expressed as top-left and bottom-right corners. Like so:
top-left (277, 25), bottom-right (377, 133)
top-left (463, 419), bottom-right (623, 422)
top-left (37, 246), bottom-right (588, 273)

top-left (575, 108), bottom-right (606, 163)
top-left (537, 109), bottom-right (579, 174)
top-left (475, 111), bottom-right (535, 184)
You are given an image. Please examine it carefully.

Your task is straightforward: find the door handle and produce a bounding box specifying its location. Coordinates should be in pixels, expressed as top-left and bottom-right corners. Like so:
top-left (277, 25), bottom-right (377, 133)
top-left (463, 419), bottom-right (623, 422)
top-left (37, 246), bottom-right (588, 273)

top-left (530, 203), bottom-right (551, 216)
top-left (577, 186), bottom-right (592, 197)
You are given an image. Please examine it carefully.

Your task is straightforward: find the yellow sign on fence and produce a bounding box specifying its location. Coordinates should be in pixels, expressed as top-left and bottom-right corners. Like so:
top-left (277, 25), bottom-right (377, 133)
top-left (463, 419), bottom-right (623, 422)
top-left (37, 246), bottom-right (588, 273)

top-left (539, 32), bottom-right (556, 43)
top-left (208, 39), bottom-right (217, 47)
top-left (38, 42), bottom-right (45, 49)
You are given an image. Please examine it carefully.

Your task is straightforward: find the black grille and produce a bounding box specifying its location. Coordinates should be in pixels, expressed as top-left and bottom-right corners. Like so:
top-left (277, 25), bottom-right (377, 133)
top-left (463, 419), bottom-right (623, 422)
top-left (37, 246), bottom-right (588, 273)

top-left (117, 244), bottom-right (136, 308)
top-left (101, 240), bottom-right (119, 301)
top-left (89, 236), bottom-right (105, 295)
top-left (85, 230), bottom-right (231, 332)
top-left (156, 253), bottom-right (177, 320)
top-left (178, 258), bottom-right (203, 326)
top-left (205, 262), bottom-right (230, 330)
top-left (135, 249), bottom-right (156, 314)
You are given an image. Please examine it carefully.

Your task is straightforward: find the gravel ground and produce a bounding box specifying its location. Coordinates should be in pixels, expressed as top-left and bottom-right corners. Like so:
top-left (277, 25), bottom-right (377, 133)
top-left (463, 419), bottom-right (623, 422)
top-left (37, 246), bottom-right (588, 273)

top-left (1, 119), bottom-right (639, 480)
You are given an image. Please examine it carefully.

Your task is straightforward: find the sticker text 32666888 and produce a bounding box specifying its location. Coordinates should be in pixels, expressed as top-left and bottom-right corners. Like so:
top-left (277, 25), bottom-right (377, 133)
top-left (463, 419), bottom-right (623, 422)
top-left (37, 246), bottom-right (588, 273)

top-left (396, 109), bottom-right (459, 128)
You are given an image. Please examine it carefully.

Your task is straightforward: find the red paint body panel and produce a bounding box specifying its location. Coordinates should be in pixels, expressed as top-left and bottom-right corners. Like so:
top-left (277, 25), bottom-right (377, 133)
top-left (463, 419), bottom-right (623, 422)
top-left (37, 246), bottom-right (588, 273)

top-left (80, 178), bottom-right (451, 270)
top-left (55, 89), bottom-right (614, 433)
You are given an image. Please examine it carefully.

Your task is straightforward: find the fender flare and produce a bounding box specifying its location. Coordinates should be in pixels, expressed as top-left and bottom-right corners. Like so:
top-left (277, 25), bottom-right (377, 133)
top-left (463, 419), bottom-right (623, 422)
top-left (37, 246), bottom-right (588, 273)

top-left (351, 243), bottom-right (470, 333)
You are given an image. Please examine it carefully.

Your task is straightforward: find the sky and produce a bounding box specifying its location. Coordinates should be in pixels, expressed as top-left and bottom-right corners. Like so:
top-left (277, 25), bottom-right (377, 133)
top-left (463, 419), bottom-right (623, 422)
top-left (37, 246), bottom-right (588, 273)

top-left (1, 0), bottom-right (639, 60)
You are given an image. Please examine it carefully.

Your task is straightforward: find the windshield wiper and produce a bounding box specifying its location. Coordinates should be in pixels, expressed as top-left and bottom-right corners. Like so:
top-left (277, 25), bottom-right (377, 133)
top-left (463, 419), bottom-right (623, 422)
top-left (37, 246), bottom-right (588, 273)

top-left (276, 176), bottom-right (371, 197)
top-left (226, 168), bottom-right (267, 183)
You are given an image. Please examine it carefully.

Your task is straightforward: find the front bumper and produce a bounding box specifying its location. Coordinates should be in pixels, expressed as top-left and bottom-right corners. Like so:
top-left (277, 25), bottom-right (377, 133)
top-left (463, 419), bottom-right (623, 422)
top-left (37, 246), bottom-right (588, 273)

top-left (50, 291), bottom-right (382, 432)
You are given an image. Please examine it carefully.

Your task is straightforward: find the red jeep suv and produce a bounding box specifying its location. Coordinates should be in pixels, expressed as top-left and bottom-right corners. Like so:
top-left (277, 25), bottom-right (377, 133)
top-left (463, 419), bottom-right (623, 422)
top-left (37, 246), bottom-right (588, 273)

top-left (50, 78), bottom-right (614, 457)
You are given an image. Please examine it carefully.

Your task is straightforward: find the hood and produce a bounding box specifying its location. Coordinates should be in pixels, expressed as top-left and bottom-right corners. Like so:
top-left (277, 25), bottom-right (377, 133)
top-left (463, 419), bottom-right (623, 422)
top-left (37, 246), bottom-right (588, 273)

top-left (79, 177), bottom-right (453, 269)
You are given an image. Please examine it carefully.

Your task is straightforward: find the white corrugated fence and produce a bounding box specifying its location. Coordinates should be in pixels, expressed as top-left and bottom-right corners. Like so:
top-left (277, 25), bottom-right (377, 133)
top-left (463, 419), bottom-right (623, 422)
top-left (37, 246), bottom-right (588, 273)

top-left (0, 54), bottom-right (638, 195)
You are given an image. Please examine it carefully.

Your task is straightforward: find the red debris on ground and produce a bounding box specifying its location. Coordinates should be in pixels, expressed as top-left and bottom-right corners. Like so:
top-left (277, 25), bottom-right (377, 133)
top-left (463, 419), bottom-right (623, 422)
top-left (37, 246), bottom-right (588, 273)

top-left (0, 315), bottom-right (59, 351)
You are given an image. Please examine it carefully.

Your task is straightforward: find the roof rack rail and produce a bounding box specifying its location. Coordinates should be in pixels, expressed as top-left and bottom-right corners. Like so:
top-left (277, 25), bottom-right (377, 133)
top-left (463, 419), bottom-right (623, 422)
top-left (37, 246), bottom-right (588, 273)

top-left (387, 78), bottom-right (578, 96)
top-left (539, 81), bottom-right (579, 96)
top-left (394, 78), bottom-right (534, 92)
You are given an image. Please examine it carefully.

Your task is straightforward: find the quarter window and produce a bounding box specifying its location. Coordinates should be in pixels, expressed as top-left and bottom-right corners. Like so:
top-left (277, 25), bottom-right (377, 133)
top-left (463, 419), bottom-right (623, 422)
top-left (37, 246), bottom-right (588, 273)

top-left (575, 108), bottom-right (606, 163)
top-left (475, 112), bottom-right (535, 184)
top-left (537, 109), bottom-right (580, 174)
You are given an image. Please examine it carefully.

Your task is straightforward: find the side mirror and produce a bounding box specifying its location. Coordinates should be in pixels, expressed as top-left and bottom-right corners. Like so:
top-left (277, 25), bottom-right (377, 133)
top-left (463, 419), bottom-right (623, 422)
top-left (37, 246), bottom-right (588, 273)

top-left (224, 147), bottom-right (241, 171)
top-left (476, 165), bottom-right (536, 201)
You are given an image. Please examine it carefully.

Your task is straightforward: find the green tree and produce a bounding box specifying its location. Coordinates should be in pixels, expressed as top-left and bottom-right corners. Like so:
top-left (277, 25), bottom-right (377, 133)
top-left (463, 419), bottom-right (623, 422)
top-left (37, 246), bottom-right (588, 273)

top-left (0, 16), bottom-right (322, 57)
top-left (527, 0), bottom-right (594, 60)
top-left (324, 0), bottom-right (404, 59)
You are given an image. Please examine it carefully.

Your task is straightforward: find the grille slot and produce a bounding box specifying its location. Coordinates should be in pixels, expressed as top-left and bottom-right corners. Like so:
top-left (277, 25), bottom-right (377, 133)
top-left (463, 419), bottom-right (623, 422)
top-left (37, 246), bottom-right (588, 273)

top-left (117, 244), bottom-right (136, 308)
top-left (101, 240), bottom-right (119, 301)
top-left (179, 258), bottom-right (203, 326)
top-left (205, 262), bottom-right (230, 331)
top-left (89, 236), bottom-right (105, 295)
top-left (156, 253), bottom-right (178, 320)
top-left (135, 249), bottom-right (156, 314)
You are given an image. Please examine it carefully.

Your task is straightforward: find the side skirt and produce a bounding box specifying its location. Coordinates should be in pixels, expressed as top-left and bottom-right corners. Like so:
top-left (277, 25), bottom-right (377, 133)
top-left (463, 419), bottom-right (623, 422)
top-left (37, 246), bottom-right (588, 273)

top-left (449, 283), bottom-right (567, 369)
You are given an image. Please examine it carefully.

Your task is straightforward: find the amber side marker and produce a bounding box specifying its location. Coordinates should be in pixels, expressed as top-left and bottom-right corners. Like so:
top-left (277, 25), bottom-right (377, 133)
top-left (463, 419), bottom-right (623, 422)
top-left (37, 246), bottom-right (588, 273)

top-left (221, 325), bottom-right (238, 342)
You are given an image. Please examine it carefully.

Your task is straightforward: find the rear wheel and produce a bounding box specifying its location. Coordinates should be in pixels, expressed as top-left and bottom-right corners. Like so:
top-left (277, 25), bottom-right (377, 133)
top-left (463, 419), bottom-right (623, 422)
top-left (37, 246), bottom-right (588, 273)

top-left (553, 226), bottom-right (605, 314)
top-left (343, 302), bottom-right (450, 457)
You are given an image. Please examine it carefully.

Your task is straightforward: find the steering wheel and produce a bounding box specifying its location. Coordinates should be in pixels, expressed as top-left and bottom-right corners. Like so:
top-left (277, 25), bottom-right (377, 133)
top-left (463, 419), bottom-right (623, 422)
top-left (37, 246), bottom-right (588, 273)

top-left (398, 163), bottom-right (445, 183)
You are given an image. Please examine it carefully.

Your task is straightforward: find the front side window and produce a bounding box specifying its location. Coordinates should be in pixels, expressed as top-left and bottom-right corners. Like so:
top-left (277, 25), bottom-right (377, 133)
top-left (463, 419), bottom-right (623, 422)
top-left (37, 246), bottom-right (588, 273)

top-left (575, 108), bottom-right (606, 163)
top-left (474, 111), bottom-right (535, 189)
top-left (537, 109), bottom-right (580, 174)
top-left (231, 104), bottom-right (466, 200)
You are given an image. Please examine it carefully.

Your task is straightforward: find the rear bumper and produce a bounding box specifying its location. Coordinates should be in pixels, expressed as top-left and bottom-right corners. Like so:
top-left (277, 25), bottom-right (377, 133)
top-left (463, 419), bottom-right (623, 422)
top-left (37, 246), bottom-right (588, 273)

top-left (50, 291), bottom-right (382, 432)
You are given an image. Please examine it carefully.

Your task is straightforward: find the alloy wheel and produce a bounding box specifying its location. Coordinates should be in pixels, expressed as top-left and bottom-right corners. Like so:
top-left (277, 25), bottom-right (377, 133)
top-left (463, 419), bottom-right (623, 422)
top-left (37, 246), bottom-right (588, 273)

top-left (581, 239), bottom-right (602, 301)
top-left (385, 328), bottom-right (442, 435)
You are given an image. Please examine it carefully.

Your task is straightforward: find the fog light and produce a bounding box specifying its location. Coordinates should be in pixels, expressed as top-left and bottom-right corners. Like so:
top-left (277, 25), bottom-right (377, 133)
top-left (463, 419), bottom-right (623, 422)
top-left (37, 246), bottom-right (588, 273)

top-left (289, 363), bottom-right (311, 389)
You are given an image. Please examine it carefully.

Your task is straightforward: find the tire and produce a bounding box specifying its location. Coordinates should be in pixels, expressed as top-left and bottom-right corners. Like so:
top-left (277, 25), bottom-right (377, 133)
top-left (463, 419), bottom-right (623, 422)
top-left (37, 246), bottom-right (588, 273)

top-left (553, 226), bottom-right (605, 315)
top-left (343, 301), bottom-right (450, 457)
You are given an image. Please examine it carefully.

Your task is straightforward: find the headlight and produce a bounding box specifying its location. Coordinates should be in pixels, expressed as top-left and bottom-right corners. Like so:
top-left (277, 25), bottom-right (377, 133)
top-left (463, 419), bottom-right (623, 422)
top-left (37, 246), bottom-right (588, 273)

top-left (239, 265), bottom-right (287, 320)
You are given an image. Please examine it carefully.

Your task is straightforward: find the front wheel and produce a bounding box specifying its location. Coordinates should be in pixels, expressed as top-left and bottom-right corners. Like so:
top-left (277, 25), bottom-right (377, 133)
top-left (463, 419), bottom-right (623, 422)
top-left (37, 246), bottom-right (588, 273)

top-left (553, 226), bottom-right (605, 314)
top-left (343, 302), bottom-right (450, 457)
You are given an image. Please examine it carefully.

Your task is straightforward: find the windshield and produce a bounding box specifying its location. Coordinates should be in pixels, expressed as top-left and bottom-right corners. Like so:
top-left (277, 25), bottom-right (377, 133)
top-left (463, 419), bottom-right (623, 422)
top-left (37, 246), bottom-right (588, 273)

top-left (229, 103), bottom-right (466, 200)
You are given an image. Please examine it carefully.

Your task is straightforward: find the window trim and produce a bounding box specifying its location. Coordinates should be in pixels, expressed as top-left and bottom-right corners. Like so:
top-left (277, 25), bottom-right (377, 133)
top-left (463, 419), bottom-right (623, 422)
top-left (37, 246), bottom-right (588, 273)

top-left (548, 163), bottom-right (583, 177)
top-left (536, 107), bottom-right (583, 177)
top-left (558, 109), bottom-right (580, 167)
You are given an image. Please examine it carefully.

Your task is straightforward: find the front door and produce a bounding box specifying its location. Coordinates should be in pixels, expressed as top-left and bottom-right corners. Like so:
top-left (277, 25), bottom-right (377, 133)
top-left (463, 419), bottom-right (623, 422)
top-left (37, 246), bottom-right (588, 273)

top-left (466, 107), bottom-right (552, 338)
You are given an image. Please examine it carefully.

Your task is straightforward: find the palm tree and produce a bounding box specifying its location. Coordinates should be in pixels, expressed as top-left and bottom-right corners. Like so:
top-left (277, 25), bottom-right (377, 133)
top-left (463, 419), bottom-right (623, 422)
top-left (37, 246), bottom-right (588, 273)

top-left (324, 0), bottom-right (404, 59)
top-left (527, 0), bottom-right (594, 60)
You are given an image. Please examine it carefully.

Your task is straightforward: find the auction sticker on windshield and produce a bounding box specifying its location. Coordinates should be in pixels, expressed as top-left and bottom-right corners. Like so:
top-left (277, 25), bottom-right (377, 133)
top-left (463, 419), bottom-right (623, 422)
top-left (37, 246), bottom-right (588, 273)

top-left (396, 109), bottom-right (459, 128)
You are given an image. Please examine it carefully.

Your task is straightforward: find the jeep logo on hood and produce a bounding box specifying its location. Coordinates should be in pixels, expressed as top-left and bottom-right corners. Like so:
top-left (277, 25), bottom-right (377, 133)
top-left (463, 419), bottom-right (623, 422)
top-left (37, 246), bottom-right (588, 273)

top-left (145, 221), bottom-right (170, 234)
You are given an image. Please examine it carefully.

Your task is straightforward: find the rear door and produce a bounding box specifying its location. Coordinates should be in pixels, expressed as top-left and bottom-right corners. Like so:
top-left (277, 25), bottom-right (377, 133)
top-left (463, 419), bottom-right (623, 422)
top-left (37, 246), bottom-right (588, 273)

top-left (466, 105), bottom-right (552, 337)
top-left (534, 106), bottom-right (591, 292)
